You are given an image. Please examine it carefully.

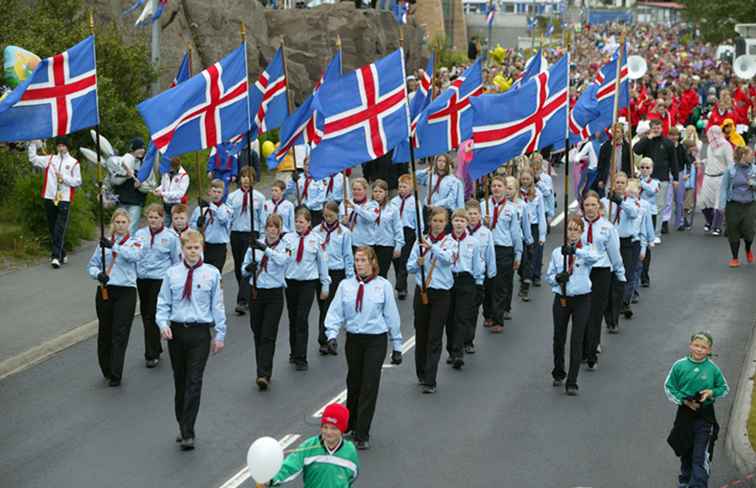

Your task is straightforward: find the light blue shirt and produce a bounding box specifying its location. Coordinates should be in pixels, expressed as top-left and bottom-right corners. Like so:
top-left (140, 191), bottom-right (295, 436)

top-left (453, 177), bottom-right (466, 210)
top-left (449, 232), bottom-right (484, 284)
top-left (87, 234), bottom-right (142, 287)
top-left (639, 177), bottom-right (660, 215)
top-left (155, 262), bottom-right (226, 341)
top-left (416, 169), bottom-right (458, 211)
top-left (313, 222), bottom-right (355, 278)
top-left (545, 245), bottom-right (601, 296)
top-left (639, 200), bottom-right (656, 254)
top-left (390, 194), bottom-right (423, 230)
top-left (227, 188), bottom-right (266, 233)
top-left (241, 238), bottom-right (291, 289)
top-left (263, 198), bottom-right (295, 234)
top-left (374, 204), bottom-right (404, 252)
top-left (407, 234), bottom-right (455, 290)
top-left (190, 202), bottom-right (232, 244)
top-left (324, 276), bottom-right (403, 351)
top-left (484, 197), bottom-right (523, 260)
top-left (339, 200), bottom-right (379, 247)
top-left (513, 199), bottom-right (534, 245)
top-left (468, 223), bottom-right (497, 279)
top-left (601, 197), bottom-right (641, 239)
top-left (283, 230), bottom-right (331, 289)
top-left (321, 172), bottom-right (345, 203)
top-left (134, 226), bottom-right (181, 280)
top-left (522, 188), bottom-right (547, 243)
top-left (536, 171), bottom-right (555, 219)
top-left (290, 175), bottom-right (326, 211)
top-left (580, 216), bottom-right (625, 281)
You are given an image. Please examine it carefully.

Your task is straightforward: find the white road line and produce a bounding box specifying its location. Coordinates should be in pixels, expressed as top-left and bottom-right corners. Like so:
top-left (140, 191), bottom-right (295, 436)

top-left (550, 200), bottom-right (579, 227)
top-left (217, 434), bottom-right (301, 488)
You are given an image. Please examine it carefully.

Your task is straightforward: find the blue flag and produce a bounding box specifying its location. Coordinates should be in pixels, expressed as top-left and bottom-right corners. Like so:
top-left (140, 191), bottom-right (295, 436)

top-left (249, 47), bottom-right (289, 137)
top-left (391, 52), bottom-right (434, 163)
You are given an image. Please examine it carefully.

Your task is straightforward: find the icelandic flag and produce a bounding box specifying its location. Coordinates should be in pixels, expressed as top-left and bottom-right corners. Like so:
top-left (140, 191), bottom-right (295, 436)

top-left (275, 50), bottom-right (342, 162)
top-left (171, 50), bottom-right (191, 87)
top-left (545, 22), bottom-right (555, 37)
top-left (0, 36), bottom-right (98, 142)
top-left (393, 57), bottom-right (483, 162)
top-left (486, 2), bottom-right (496, 27)
top-left (309, 49), bottom-right (410, 179)
top-left (512, 49), bottom-right (546, 89)
top-left (137, 44), bottom-right (250, 158)
top-left (469, 54), bottom-right (569, 179)
top-left (527, 17), bottom-right (537, 33)
top-left (391, 52), bottom-right (434, 162)
top-left (393, 1), bottom-right (409, 25)
top-left (249, 47), bottom-right (288, 137)
top-left (153, 0), bottom-right (169, 22)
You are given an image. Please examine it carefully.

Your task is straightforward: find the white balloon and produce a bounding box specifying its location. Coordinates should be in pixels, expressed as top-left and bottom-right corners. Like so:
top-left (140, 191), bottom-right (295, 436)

top-left (247, 437), bottom-right (284, 483)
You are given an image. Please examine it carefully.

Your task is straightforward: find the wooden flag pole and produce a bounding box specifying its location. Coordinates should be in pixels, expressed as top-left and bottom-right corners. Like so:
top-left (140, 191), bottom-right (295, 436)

top-left (560, 32), bottom-right (572, 307)
top-left (608, 32), bottom-right (625, 218)
top-left (90, 12), bottom-right (108, 301)
top-left (335, 34), bottom-right (349, 207)
top-left (241, 22), bottom-right (258, 302)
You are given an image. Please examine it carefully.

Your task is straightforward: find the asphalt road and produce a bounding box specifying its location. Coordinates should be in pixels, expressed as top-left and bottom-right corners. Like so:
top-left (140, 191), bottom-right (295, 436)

top-left (2, 173), bottom-right (756, 488)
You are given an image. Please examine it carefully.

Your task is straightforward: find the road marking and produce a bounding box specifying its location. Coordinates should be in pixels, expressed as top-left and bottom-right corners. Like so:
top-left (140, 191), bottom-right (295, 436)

top-left (217, 434), bottom-right (301, 488)
top-left (550, 200), bottom-right (579, 227)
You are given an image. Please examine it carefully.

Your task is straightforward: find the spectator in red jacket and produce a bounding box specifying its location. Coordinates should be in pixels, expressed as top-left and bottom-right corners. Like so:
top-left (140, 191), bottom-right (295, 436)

top-left (677, 81), bottom-right (701, 126)
top-left (707, 90), bottom-right (740, 130)
top-left (648, 99), bottom-right (674, 136)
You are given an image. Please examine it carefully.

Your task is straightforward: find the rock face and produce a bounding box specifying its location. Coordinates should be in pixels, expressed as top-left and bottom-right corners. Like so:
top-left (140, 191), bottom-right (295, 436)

top-left (95, 1), bottom-right (426, 104)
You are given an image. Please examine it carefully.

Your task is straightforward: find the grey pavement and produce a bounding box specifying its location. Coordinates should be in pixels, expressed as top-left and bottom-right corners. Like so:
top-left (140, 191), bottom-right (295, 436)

top-left (2, 183), bottom-right (756, 487)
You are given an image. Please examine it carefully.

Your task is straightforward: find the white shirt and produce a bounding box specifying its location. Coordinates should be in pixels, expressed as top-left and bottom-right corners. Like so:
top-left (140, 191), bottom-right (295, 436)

top-left (159, 166), bottom-right (190, 204)
top-left (28, 142), bottom-right (82, 203)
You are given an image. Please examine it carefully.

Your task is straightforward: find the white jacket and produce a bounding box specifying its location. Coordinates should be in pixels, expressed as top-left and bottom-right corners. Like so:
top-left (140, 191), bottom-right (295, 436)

top-left (28, 142), bottom-right (82, 203)
top-left (159, 166), bottom-right (189, 204)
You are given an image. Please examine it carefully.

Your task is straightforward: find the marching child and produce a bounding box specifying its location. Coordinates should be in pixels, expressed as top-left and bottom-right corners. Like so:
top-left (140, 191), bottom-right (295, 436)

top-left (518, 169), bottom-right (547, 299)
top-left (391, 174), bottom-right (421, 300)
top-left (341, 177), bottom-right (379, 251)
top-left (322, 170), bottom-right (346, 204)
top-left (227, 167), bottom-right (266, 314)
top-left (154, 157), bottom-right (190, 226)
top-left (465, 199), bottom-right (496, 353)
top-left (416, 154), bottom-right (459, 229)
top-left (506, 176), bottom-right (531, 307)
top-left (134, 204), bottom-right (181, 369)
top-left (314, 202), bottom-right (355, 356)
top-left (622, 179), bottom-right (644, 319)
top-left (243, 214), bottom-right (291, 390)
top-left (531, 154), bottom-right (556, 223)
top-left (665, 332), bottom-right (729, 488)
top-left (291, 163), bottom-right (326, 226)
top-left (635, 185), bottom-right (656, 304)
top-left (191, 179), bottom-right (232, 273)
top-left (88, 208), bottom-right (142, 386)
top-left (638, 158), bottom-right (660, 287)
top-left (545, 214), bottom-right (599, 396)
top-left (169, 204), bottom-right (190, 239)
top-left (371, 179), bottom-right (404, 278)
top-left (265, 180), bottom-right (295, 234)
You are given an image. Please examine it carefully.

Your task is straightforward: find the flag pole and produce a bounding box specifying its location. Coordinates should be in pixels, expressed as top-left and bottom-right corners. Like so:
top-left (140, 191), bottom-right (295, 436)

top-left (608, 32), bottom-right (625, 217)
top-left (188, 44), bottom-right (207, 236)
top-left (149, 0), bottom-right (161, 97)
top-left (90, 11), bottom-right (108, 301)
top-left (486, 0), bottom-right (493, 66)
top-left (241, 22), bottom-right (258, 303)
top-left (560, 32), bottom-right (572, 307)
top-left (279, 38), bottom-right (301, 207)
top-left (336, 34), bottom-right (349, 208)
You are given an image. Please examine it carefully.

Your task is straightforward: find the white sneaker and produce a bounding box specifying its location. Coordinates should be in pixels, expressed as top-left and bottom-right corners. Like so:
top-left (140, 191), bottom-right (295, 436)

top-left (653, 237), bottom-right (661, 245)
top-left (51, 258), bottom-right (61, 269)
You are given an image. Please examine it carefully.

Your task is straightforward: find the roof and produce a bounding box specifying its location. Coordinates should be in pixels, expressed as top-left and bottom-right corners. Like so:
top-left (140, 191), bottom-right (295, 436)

top-left (636, 1), bottom-right (685, 9)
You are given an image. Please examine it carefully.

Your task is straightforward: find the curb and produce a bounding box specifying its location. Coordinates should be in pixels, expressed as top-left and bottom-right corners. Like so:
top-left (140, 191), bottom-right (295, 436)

top-left (725, 318), bottom-right (756, 475)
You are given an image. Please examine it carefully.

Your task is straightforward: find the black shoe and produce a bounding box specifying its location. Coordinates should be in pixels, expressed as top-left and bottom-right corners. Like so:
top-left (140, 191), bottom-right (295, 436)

top-left (641, 281), bottom-right (650, 288)
top-left (295, 362), bottom-right (308, 371)
top-left (422, 385), bottom-right (437, 394)
top-left (566, 385), bottom-right (579, 396)
top-left (289, 356), bottom-right (295, 364)
top-left (607, 325), bottom-right (619, 334)
top-left (502, 310), bottom-right (512, 320)
top-left (176, 432), bottom-right (183, 443)
top-left (417, 377), bottom-right (425, 386)
top-left (235, 303), bottom-right (247, 315)
top-left (586, 360), bottom-right (597, 371)
top-left (145, 358), bottom-right (159, 368)
top-left (108, 378), bottom-right (121, 387)
top-left (464, 344), bottom-right (475, 354)
top-left (622, 304), bottom-right (633, 319)
top-left (552, 378), bottom-right (564, 387)
top-left (631, 294), bottom-right (639, 304)
top-left (397, 290), bottom-right (407, 300)
top-left (180, 438), bottom-right (195, 451)
top-left (446, 355), bottom-right (454, 364)
top-left (532, 278), bottom-right (541, 287)
top-left (353, 439), bottom-right (370, 450)
top-left (677, 225), bottom-right (686, 232)
top-left (319, 344), bottom-right (330, 356)
top-left (712, 228), bottom-right (722, 236)
top-left (256, 377), bottom-right (269, 391)
top-left (661, 222), bottom-right (669, 234)
top-left (327, 340), bottom-right (338, 356)
top-left (452, 357), bottom-right (464, 370)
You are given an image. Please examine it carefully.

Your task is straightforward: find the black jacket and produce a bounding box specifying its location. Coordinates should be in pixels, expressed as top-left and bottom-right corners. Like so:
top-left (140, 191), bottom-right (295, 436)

top-left (633, 136), bottom-right (679, 182)
top-left (596, 140), bottom-right (633, 188)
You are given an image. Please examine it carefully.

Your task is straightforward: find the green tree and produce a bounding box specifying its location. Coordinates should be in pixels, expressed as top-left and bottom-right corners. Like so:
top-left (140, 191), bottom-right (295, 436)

top-left (679, 0), bottom-right (756, 43)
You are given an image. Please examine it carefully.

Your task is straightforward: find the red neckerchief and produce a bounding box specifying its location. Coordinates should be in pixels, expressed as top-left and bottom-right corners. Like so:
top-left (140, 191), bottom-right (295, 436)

top-left (302, 177), bottom-right (312, 200)
top-left (241, 188), bottom-right (250, 214)
top-left (521, 189), bottom-right (529, 203)
top-left (349, 198), bottom-right (367, 229)
top-left (149, 226), bottom-right (164, 247)
top-left (258, 236), bottom-right (283, 275)
top-left (172, 225), bottom-right (187, 237)
top-left (468, 223), bottom-right (482, 235)
top-left (208, 201), bottom-right (223, 224)
top-left (375, 203), bottom-right (383, 225)
top-left (295, 228), bottom-right (311, 263)
top-left (585, 216), bottom-right (599, 244)
top-left (568, 241), bottom-right (583, 274)
top-left (270, 197), bottom-right (283, 214)
top-left (428, 232), bottom-right (446, 244)
top-left (320, 221), bottom-right (340, 249)
top-left (326, 176), bottom-right (335, 196)
top-left (491, 197), bottom-right (507, 229)
top-left (182, 259), bottom-right (203, 301)
top-left (614, 199), bottom-right (622, 224)
top-left (432, 173), bottom-right (445, 195)
top-left (107, 233), bottom-right (130, 275)
top-left (355, 274), bottom-right (377, 312)
top-left (399, 194), bottom-right (411, 218)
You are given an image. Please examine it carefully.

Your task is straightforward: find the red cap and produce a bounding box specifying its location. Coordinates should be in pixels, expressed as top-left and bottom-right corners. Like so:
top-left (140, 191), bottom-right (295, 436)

top-left (321, 403), bottom-right (349, 433)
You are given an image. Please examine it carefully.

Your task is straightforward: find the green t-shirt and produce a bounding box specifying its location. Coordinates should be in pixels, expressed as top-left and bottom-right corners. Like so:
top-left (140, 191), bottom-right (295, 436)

top-left (664, 356), bottom-right (729, 405)
top-left (271, 435), bottom-right (359, 488)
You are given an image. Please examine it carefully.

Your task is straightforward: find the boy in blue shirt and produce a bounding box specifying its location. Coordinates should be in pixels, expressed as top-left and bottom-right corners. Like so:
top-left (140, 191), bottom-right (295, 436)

top-left (191, 179), bottom-right (232, 273)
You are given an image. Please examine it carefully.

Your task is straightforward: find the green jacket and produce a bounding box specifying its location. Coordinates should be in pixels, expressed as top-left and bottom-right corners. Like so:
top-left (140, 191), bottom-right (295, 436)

top-left (664, 356), bottom-right (729, 406)
top-left (271, 435), bottom-right (359, 487)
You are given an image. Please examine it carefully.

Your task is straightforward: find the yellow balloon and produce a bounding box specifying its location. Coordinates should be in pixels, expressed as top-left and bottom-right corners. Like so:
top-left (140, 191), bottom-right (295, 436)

top-left (262, 140), bottom-right (276, 158)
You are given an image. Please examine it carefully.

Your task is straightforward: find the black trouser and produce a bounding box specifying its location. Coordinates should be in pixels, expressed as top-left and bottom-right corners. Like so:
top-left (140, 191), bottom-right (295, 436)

top-left (95, 285), bottom-right (137, 381)
top-left (251, 287), bottom-right (284, 379)
top-left (137, 278), bottom-right (163, 361)
top-left (167, 323), bottom-right (211, 440)
top-left (583, 267), bottom-right (611, 363)
top-left (445, 273), bottom-right (477, 357)
top-left (393, 227), bottom-right (416, 292)
top-left (44, 199), bottom-right (70, 260)
top-left (374, 245), bottom-right (394, 279)
top-left (414, 286), bottom-right (451, 387)
top-left (318, 269), bottom-right (347, 345)
top-left (552, 293), bottom-right (591, 388)
top-left (285, 279), bottom-right (318, 365)
top-left (493, 245), bottom-right (515, 320)
top-left (204, 242), bottom-right (227, 274)
top-left (230, 231), bottom-right (251, 305)
top-left (482, 277), bottom-right (495, 321)
top-left (519, 224), bottom-right (540, 288)
top-left (641, 247), bottom-right (651, 285)
top-left (345, 332), bottom-right (388, 442)
top-left (605, 237), bottom-right (633, 327)
top-left (468, 284), bottom-right (485, 346)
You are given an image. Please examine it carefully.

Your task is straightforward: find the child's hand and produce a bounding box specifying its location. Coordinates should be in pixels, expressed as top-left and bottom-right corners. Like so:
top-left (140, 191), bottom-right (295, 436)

top-left (699, 389), bottom-right (714, 402)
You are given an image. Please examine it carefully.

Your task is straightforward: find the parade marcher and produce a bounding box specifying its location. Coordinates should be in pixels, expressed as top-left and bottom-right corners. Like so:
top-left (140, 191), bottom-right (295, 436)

top-left (28, 138), bottom-right (82, 269)
top-left (444, 209), bottom-right (483, 369)
top-left (622, 179), bottom-right (646, 318)
top-left (134, 204), bottom-right (181, 368)
top-left (265, 180), bottom-right (296, 234)
top-left (206, 142), bottom-right (238, 201)
top-left (169, 204), bottom-right (190, 240)
top-left (545, 214), bottom-right (599, 396)
top-left (324, 246), bottom-right (402, 449)
top-left (638, 158), bottom-right (660, 287)
top-left (154, 157), bottom-right (190, 227)
top-left (291, 163), bottom-right (326, 227)
top-left (243, 214), bottom-right (291, 390)
top-left (668, 126), bottom-right (693, 231)
top-left (719, 146), bottom-right (756, 267)
top-left (323, 170), bottom-right (346, 204)
top-left (596, 123), bottom-right (633, 192)
top-left (227, 167), bottom-right (266, 315)
top-left (635, 188), bottom-right (656, 303)
top-left (415, 154), bottom-right (459, 229)
top-left (269, 403), bottom-right (359, 486)
top-left (390, 174), bottom-right (421, 300)
top-left (110, 138), bottom-right (147, 235)
top-left (506, 175), bottom-right (533, 303)
top-left (155, 229), bottom-right (226, 451)
top-left (315, 202), bottom-right (355, 356)
top-left (191, 179), bottom-right (232, 273)
top-left (465, 199), bottom-right (496, 353)
top-left (518, 169), bottom-right (547, 299)
top-left (532, 154), bottom-right (556, 222)
top-left (407, 207), bottom-right (454, 393)
top-left (579, 192), bottom-right (624, 370)
top-left (483, 176), bottom-right (522, 330)
top-left (698, 126), bottom-right (733, 236)
top-left (370, 179), bottom-right (404, 278)
top-left (284, 208), bottom-right (331, 370)
top-left (665, 332), bottom-right (729, 488)
top-left (341, 177), bottom-right (379, 250)
top-left (682, 125), bottom-right (703, 230)
top-left (87, 208), bottom-right (142, 387)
